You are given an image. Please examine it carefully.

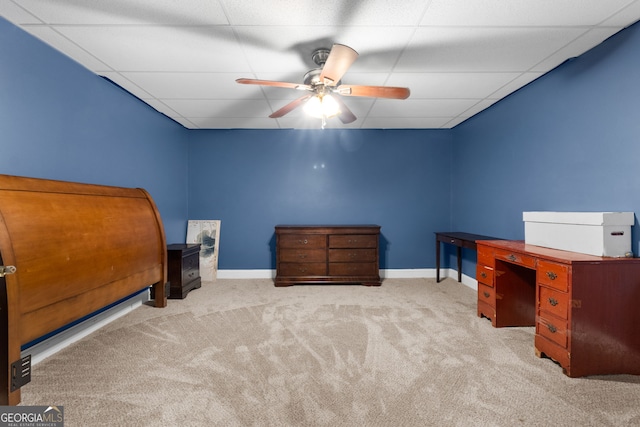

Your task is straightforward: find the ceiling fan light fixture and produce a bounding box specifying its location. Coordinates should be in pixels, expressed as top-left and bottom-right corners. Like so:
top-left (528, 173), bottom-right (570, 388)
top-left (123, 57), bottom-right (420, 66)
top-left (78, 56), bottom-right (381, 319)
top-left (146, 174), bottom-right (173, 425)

top-left (304, 94), bottom-right (341, 119)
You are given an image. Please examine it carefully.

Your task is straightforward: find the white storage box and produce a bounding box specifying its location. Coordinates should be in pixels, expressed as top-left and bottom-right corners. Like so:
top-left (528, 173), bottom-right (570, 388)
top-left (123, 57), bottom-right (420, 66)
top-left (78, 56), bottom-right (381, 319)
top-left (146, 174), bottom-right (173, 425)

top-left (523, 211), bottom-right (634, 257)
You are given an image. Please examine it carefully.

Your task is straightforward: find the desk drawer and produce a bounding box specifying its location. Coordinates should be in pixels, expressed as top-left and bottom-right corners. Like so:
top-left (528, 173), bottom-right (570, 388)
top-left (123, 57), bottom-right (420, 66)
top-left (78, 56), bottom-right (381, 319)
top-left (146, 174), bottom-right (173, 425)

top-left (537, 260), bottom-right (569, 292)
top-left (495, 248), bottom-right (536, 269)
top-left (476, 264), bottom-right (494, 287)
top-left (279, 248), bottom-right (326, 263)
top-left (477, 246), bottom-right (495, 268)
top-left (478, 283), bottom-right (495, 307)
top-left (539, 286), bottom-right (569, 320)
top-left (537, 315), bottom-right (568, 349)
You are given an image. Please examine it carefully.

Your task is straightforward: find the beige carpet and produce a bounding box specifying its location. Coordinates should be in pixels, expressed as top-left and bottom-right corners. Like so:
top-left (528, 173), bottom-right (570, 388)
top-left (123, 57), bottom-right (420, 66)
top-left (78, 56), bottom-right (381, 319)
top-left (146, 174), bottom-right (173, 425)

top-left (20, 278), bottom-right (640, 426)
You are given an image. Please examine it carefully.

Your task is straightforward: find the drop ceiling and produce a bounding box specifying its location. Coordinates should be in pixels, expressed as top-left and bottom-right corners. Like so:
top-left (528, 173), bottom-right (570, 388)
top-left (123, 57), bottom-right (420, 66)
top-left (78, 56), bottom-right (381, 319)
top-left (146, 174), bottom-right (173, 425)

top-left (2, 0), bottom-right (640, 129)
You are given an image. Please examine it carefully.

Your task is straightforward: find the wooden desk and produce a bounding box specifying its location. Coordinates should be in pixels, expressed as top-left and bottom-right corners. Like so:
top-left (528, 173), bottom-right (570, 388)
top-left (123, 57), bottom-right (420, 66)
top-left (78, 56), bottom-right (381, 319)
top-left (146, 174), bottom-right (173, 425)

top-left (476, 239), bottom-right (640, 377)
top-left (435, 232), bottom-right (499, 283)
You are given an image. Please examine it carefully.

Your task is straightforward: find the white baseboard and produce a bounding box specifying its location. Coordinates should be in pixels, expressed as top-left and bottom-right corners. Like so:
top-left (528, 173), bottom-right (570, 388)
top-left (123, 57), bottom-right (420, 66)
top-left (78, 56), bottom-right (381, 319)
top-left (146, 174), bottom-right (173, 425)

top-left (24, 269), bottom-right (477, 364)
top-left (216, 268), bottom-right (477, 290)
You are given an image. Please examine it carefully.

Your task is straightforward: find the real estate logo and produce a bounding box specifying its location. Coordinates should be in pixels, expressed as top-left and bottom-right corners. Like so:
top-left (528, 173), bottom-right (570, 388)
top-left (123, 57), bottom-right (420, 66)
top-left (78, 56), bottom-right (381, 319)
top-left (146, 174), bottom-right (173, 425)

top-left (0, 406), bottom-right (63, 427)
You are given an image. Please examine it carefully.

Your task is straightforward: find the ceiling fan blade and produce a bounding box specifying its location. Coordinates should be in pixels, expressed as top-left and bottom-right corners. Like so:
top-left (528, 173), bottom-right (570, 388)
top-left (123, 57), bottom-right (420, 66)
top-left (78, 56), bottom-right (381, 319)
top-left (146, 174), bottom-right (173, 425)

top-left (236, 78), bottom-right (312, 91)
top-left (269, 95), bottom-right (313, 118)
top-left (333, 96), bottom-right (357, 124)
top-left (337, 84), bottom-right (410, 99)
top-left (319, 44), bottom-right (358, 86)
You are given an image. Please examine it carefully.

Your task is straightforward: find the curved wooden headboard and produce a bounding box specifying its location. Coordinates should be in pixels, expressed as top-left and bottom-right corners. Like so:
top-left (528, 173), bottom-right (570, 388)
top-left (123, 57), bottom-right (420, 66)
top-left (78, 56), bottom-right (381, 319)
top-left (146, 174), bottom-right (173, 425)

top-left (0, 174), bottom-right (168, 405)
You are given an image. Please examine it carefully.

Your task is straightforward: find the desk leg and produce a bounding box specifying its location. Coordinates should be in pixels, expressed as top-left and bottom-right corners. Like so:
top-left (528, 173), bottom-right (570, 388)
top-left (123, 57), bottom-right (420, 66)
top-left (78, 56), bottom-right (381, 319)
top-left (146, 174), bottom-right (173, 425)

top-left (436, 240), bottom-right (441, 283)
top-left (457, 246), bottom-right (462, 282)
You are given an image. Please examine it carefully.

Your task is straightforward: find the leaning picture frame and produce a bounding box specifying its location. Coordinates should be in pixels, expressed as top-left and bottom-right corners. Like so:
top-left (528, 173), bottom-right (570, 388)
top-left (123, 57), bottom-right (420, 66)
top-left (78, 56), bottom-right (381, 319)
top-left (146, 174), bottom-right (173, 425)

top-left (186, 220), bottom-right (221, 281)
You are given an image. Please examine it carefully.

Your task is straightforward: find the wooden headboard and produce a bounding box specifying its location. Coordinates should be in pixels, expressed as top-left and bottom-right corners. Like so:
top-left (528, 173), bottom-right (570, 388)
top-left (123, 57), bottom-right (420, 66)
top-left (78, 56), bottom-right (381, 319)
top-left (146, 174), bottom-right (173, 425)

top-left (0, 174), bottom-right (168, 405)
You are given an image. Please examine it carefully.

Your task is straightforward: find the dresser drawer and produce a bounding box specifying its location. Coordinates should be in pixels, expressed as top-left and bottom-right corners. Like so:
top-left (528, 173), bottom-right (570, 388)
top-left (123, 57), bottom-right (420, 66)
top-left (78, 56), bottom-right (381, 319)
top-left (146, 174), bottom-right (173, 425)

top-left (478, 283), bottom-right (495, 307)
top-left (328, 262), bottom-right (378, 276)
top-left (476, 264), bottom-right (494, 287)
top-left (538, 286), bottom-right (569, 320)
top-left (328, 248), bottom-right (377, 262)
top-left (278, 262), bottom-right (326, 276)
top-left (329, 234), bottom-right (377, 248)
top-left (494, 248), bottom-right (536, 268)
top-left (537, 315), bottom-right (568, 348)
top-left (537, 260), bottom-right (569, 292)
top-left (279, 234), bottom-right (326, 249)
top-left (279, 248), bottom-right (326, 263)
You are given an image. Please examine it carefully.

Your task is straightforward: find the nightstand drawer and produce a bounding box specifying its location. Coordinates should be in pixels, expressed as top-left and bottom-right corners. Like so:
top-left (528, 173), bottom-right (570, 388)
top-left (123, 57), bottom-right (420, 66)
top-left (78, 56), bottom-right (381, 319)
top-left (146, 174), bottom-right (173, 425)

top-left (328, 249), bottom-right (377, 262)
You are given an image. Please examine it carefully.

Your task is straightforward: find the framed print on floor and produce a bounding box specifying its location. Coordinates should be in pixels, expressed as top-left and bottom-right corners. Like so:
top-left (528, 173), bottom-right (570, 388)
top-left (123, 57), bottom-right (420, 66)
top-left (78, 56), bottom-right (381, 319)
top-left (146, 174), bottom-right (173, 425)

top-left (186, 220), bottom-right (221, 281)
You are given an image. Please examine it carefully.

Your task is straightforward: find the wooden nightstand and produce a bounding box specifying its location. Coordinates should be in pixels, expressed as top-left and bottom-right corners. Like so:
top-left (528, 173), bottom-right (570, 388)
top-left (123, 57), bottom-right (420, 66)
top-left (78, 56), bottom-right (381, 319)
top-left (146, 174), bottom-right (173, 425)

top-left (167, 243), bottom-right (202, 299)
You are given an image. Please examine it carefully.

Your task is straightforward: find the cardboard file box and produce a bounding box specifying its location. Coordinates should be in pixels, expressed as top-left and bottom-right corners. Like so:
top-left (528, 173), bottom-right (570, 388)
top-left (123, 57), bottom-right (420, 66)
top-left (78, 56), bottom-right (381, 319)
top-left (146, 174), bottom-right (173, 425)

top-left (523, 211), bottom-right (634, 257)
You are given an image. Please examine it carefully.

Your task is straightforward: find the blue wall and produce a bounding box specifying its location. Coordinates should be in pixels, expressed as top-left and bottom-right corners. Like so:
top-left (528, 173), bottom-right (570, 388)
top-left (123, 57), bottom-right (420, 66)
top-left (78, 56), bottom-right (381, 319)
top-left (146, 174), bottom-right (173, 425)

top-left (187, 129), bottom-right (452, 269)
top-left (452, 21), bottom-right (640, 277)
top-left (4, 14), bottom-right (640, 276)
top-left (0, 18), bottom-right (189, 243)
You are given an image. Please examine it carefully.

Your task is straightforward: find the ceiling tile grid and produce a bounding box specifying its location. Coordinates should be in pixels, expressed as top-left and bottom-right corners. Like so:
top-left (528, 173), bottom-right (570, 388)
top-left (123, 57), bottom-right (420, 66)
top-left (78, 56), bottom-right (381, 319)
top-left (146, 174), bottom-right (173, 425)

top-left (2, 0), bottom-right (639, 129)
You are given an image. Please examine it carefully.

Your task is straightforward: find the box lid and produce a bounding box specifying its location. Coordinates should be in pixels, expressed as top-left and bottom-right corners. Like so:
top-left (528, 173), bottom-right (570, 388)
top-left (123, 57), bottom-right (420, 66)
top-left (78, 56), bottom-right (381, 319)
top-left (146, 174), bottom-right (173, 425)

top-left (522, 211), bottom-right (634, 226)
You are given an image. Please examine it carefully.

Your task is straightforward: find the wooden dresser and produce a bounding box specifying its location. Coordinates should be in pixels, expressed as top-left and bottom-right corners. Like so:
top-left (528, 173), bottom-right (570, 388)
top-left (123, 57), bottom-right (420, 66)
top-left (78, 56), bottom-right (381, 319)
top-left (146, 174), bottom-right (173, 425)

top-left (275, 225), bottom-right (381, 287)
top-left (167, 243), bottom-right (201, 299)
top-left (476, 239), bottom-right (640, 377)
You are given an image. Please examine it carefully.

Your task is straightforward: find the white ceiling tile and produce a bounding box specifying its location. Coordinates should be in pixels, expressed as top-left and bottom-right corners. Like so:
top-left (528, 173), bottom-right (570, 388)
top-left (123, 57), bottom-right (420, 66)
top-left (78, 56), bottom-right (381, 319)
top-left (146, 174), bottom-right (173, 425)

top-left (386, 72), bottom-right (520, 99)
top-left (457, 99), bottom-right (501, 118)
top-left (602, 2), bottom-right (640, 26)
top-left (139, 98), bottom-right (182, 118)
top-left (55, 25), bottom-right (251, 72)
top-left (188, 117), bottom-right (280, 129)
top-left (221, 0), bottom-right (430, 26)
top-left (369, 99), bottom-right (478, 117)
top-left (398, 27), bottom-right (589, 72)
top-left (532, 27), bottom-right (627, 71)
top-left (361, 117), bottom-right (452, 128)
top-left (121, 72), bottom-right (255, 99)
top-left (162, 99), bottom-right (273, 118)
top-left (22, 26), bottom-right (112, 71)
top-left (100, 71), bottom-right (153, 99)
top-left (235, 26), bottom-right (416, 73)
top-left (15, 0), bottom-right (229, 25)
top-left (0, 0), bottom-right (42, 23)
top-left (4, 1), bottom-right (640, 129)
top-left (421, 0), bottom-right (637, 26)
top-left (488, 72), bottom-right (545, 99)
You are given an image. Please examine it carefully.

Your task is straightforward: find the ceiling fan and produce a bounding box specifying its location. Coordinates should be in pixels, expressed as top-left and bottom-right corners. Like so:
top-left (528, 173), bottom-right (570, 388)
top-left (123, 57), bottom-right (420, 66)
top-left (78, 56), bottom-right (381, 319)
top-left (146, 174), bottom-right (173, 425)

top-left (236, 44), bottom-right (410, 127)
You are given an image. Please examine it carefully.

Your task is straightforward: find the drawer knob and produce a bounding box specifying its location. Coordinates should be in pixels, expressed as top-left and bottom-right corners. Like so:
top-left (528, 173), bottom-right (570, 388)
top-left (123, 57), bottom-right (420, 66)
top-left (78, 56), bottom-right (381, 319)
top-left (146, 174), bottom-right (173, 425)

top-left (480, 271), bottom-right (487, 278)
top-left (546, 271), bottom-right (557, 280)
top-left (548, 297), bottom-right (558, 306)
top-left (547, 323), bottom-right (557, 334)
top-left (507, 254), bottom-right (517, 261)
top-left (298, 254), bottom-right (306, 259)
top-left (298, 239), bottom-right (308, 244)
top-left (483, 291), bottom-right (490, 298)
